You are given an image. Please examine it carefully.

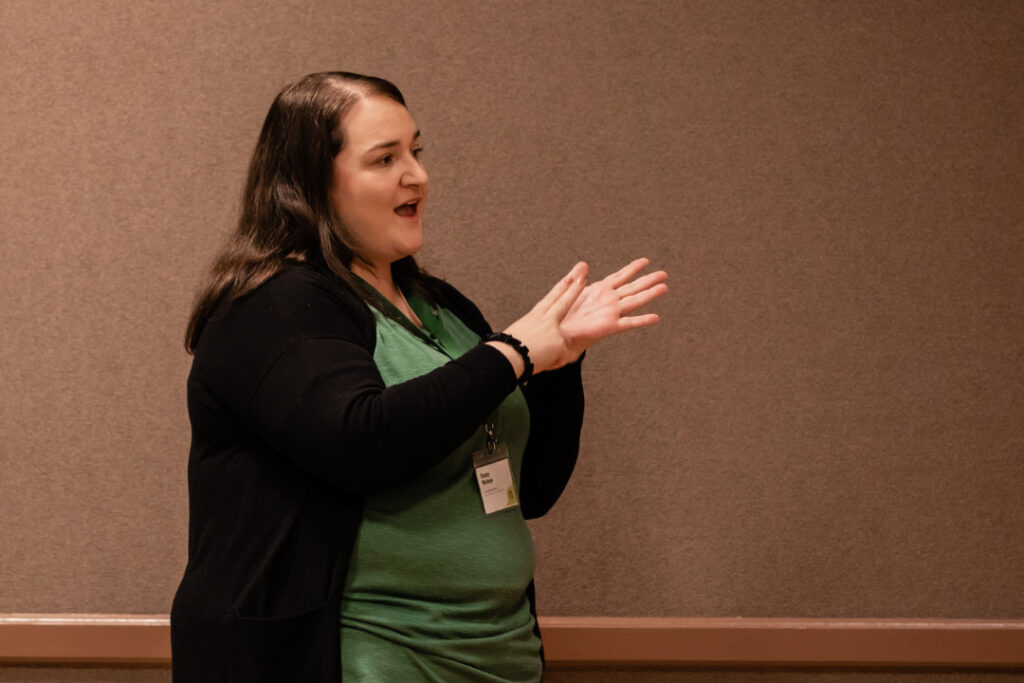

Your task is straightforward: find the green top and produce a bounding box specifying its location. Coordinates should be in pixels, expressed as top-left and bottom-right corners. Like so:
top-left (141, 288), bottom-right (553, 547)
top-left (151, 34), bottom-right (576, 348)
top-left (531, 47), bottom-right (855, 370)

top-left (339, 292), bottom-right (542, 682)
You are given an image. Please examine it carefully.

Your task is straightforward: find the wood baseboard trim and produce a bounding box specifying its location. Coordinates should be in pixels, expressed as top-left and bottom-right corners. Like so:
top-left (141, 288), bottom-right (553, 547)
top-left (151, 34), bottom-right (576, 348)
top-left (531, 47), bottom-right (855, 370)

top-left (0, 614), bottom-right (169, 665)
top-left (538, 617), bottom-right (1024, 668)
top-left (1, 615), bottom-right (1022, 668)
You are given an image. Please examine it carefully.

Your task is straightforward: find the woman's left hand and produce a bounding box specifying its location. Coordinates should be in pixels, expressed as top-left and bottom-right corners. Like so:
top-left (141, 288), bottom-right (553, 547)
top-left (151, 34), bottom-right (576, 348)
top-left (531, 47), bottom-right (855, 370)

top-left (559, 257), bottom-right (667, 362)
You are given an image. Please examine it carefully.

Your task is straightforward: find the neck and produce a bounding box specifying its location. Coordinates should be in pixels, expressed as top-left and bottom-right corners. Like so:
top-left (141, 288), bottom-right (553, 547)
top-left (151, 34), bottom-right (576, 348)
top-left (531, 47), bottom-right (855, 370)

top-left (353, 262), bottom-right (398, 303)
top-left (353, 261), bottom-right (422, 326)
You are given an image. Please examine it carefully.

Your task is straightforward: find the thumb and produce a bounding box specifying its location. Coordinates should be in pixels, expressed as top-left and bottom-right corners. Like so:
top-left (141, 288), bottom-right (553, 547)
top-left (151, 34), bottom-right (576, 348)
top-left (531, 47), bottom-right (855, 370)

top-left (548, 264), bottom-right (588, 320)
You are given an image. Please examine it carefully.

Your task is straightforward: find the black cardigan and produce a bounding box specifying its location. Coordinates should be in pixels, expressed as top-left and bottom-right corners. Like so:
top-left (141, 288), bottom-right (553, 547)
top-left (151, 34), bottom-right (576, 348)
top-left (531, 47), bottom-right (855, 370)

top-left (170, 266), bottom-right (584, 682)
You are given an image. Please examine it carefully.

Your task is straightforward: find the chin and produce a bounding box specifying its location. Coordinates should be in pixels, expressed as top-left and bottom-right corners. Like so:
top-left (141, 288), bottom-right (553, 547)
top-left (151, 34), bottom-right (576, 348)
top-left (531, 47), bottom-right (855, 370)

top-left (390, 244), bottom-right (422, 264)
top-left (404, 232), bottom-right (424, 256)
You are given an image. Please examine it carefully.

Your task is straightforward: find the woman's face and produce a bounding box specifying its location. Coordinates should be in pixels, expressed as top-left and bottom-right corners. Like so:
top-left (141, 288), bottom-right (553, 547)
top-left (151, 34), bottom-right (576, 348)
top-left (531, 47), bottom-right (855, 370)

top-left (330, 95), bottom-right (428, 278)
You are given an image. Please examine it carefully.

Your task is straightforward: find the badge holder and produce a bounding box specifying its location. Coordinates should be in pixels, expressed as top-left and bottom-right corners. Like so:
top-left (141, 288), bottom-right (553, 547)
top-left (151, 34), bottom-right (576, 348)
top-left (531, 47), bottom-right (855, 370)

top-left (472, 423), bottom-right (520, 515)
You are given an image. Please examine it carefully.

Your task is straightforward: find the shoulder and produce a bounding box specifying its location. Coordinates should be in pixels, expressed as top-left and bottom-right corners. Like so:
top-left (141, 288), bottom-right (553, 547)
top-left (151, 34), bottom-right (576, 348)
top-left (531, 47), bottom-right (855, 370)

top-left (194, 265), bottom-right (377, 371)
top-left (218, 265), bottom-right (374, 343)
top-left (190, 265), bottom-right (378, 416)
top-left (261, 265), bottom-right (370, 320)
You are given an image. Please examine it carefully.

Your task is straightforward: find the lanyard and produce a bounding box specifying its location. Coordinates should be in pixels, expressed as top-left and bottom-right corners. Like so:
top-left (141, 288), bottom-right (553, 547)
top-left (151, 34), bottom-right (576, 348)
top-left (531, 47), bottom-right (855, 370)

top-left (357, 279), bottom-right (450, 355)
top-left (358, 278), bottom-right (501, 456)
top-left (484, 422), bottom-right (498, 455)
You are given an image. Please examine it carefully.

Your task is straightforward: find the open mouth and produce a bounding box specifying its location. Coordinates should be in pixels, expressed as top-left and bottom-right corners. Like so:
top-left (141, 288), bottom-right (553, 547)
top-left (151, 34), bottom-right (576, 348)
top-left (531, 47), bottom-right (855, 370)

top-left (394, 200), bottom-right (419, 217)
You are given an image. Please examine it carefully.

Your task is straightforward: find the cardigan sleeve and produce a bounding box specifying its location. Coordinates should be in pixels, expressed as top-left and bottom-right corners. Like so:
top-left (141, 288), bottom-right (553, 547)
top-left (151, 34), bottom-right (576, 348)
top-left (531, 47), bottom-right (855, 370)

top-left (194, 267), bottom-right (520, 495)
top-left (518, 358), bottom-right (585, 519)
top-left (248, 338), bottom-right (518, 494)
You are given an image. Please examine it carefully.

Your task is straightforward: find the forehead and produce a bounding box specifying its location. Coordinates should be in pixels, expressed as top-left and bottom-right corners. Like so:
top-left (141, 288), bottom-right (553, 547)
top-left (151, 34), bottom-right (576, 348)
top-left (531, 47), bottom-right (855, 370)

top-left (341, 95), bottom-right (417, 152)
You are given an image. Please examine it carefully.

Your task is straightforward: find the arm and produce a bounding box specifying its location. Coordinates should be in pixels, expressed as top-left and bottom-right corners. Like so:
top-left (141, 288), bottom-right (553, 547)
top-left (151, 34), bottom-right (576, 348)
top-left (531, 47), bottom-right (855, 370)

top-left (518, 358), bottom-right (585, 519)
top-left (223, 260), bottom-right (658, 498)
top-left (197, 268), bottom-right (519, 495)
top-left (248, 337), bottom-right (518, 495)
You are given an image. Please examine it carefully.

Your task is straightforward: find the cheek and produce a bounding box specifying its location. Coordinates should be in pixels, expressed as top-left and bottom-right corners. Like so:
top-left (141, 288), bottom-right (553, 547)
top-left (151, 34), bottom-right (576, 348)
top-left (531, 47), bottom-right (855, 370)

top-left (328, 177), bottom-right (351, 217)
top-left (347, 178), bottom-right (393, 215)
top-left (332, 182), bottom-right (370, 223)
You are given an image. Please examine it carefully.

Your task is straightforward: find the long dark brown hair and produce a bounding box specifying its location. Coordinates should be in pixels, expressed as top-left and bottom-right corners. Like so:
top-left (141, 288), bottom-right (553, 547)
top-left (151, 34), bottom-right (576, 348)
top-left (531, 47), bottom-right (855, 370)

top-left (184, 71), bottom-right (431, 353)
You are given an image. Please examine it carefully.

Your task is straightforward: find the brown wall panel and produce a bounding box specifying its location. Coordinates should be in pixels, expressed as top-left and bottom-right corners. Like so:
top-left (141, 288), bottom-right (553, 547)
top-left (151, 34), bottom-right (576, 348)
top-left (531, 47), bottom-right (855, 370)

top-left (1, 0), bottom-right (1022, 647)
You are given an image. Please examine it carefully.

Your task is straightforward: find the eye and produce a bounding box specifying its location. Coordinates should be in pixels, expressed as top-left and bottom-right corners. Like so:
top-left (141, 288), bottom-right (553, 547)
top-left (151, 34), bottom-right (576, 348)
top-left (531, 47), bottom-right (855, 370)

top-left (377, 153), bottom-right (394, 166)
top-left (412, 147), bottom-right (424, 159)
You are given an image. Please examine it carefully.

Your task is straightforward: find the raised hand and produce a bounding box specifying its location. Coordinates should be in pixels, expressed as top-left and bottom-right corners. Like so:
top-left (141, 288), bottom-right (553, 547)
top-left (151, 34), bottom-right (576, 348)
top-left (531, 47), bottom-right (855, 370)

top-left (490, 262), bottom-right (590, 377)
top-left (559, 258), bottom-right (667, 361)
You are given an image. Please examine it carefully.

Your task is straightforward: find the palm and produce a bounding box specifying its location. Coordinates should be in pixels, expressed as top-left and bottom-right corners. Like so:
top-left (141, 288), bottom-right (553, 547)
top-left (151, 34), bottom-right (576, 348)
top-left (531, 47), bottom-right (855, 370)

top-left (560, 259), bottom-right (667, 359)
top-left (561, 284), bottom-right (625, 347)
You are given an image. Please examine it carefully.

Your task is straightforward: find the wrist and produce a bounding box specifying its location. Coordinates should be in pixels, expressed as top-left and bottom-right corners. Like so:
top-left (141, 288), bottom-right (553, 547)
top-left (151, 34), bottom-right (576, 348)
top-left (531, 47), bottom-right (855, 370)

top-left (484, 333), bottom-right (534, 385)
top-left (484, 341), bottom-right (524, 378)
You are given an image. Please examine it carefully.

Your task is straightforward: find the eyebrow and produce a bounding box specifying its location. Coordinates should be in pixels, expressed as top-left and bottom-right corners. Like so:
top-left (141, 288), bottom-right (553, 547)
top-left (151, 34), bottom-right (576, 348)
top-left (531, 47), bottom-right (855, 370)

top-left (364, 130), bottom-right (421, 155)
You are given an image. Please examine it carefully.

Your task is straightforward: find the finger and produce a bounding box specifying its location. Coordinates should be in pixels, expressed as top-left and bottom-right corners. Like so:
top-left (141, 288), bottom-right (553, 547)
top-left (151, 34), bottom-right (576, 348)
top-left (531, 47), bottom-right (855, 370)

top-left (616, 270), bottom-right (667, 298)
top-left (617, 312), bottom-right (660, 330)
top-left (605, 258), bottom-right (651, 289)
top-left (548, 266), bottom-right (588, 320)
top-left (619, 282), bottom-right (668, 315)
top-left (535, 262), bottom-right (587, 313)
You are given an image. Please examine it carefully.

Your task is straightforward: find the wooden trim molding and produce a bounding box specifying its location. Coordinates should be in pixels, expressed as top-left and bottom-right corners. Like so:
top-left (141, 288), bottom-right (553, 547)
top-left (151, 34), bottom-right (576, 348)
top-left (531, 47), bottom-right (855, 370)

top-left (1, 615), bottom-right (1023, 668)
top-left (539, 617), bottom-right (1024, 668)
top-left (0, 614), bottom-right (169, 665)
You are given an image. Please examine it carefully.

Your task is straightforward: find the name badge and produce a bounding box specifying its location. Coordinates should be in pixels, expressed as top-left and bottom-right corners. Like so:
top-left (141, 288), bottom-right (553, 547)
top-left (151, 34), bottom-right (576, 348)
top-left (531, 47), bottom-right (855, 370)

top-left (472, 443), bottom-right (520, 515)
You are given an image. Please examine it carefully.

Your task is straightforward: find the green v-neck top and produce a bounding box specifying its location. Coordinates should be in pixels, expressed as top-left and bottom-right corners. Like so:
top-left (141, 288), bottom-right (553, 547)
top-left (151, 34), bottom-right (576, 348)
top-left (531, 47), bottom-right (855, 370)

top-left (339, 292), bottom-right (542, 682)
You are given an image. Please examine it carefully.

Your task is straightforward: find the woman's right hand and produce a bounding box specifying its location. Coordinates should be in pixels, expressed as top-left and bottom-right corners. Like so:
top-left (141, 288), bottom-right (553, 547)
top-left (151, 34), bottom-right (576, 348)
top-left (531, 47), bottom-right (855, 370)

top-left (486, 262), bottom-right (590, 377)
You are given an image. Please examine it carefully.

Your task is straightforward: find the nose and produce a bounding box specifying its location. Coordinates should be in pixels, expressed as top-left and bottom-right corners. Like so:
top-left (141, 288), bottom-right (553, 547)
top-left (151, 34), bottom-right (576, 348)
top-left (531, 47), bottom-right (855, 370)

top-left (402, 155), bottom-right (428, 188)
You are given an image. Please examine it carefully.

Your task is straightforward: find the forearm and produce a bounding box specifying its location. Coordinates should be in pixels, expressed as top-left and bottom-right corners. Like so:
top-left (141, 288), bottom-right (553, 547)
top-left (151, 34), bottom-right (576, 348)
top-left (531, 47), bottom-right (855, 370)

top-left (248, 339), bottom-right (519, 494)
top-left (485, 340), bottom-right (526, 379)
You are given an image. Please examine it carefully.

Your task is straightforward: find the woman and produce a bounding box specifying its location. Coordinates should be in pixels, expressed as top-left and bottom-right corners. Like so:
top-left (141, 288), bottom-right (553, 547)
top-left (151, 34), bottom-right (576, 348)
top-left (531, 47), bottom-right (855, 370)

top-left (171, 71), bottom-right (666, 682)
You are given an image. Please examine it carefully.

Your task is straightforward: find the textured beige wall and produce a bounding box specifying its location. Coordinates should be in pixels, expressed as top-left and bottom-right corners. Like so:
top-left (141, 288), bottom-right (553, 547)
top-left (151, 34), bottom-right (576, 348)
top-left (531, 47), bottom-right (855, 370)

top-left (1, 0), bottom-right (1022, 638)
